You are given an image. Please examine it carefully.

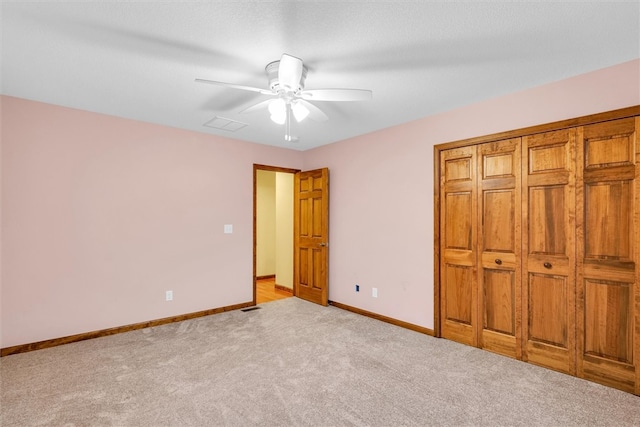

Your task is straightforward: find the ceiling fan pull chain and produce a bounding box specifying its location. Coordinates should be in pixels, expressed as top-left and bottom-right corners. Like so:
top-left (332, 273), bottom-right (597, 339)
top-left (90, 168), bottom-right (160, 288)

top-left (285, 103), bottom-right (292, 141)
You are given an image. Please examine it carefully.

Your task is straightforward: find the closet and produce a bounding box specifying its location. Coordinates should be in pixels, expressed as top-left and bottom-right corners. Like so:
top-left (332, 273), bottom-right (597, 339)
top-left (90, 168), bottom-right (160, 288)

top-left (436, 108), bottom-right (640, 395)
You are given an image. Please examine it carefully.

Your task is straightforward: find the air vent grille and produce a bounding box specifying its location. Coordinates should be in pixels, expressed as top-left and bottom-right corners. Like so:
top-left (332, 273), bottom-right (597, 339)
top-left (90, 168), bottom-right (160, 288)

top-left (204, 116), bottom-right (248, 132)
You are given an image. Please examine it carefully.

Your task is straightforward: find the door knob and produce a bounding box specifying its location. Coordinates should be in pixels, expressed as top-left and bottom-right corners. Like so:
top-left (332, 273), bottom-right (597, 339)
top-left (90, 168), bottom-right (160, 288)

top-left (319, 242), bottom-right (328, 247)
top-left (543, 262), bottom-right (552, 269)
top-left (495, 259), bottom-right (502, 265)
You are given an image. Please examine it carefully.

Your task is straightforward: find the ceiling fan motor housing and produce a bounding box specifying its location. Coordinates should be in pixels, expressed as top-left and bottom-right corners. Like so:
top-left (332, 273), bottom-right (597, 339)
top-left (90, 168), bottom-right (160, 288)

top-left (265, 60), bottom-right (307, 93)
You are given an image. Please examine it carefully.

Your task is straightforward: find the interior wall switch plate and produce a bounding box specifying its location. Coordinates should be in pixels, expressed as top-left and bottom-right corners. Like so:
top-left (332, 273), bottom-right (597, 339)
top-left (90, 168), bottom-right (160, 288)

top-left (224, 224), bottom-right (233, 234)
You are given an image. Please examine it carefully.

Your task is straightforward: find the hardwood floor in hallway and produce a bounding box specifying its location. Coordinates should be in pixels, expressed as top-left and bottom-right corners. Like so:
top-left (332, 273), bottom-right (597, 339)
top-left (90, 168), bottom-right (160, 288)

top-left (256, 277), bottom-right (293, 304)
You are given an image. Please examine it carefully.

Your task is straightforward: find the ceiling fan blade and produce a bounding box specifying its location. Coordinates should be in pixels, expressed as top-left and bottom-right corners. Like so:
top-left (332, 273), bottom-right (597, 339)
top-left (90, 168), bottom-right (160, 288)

top-left (299, 100), bottom-right (329, 122)
top-left (195, 78), bottom-right (273, 95)
top-left (279, 54), bottom-right (303, 92)
top-left (300, 89), bottom-right (372, 102)
top-left (239, 99), bottom-right (273, 114)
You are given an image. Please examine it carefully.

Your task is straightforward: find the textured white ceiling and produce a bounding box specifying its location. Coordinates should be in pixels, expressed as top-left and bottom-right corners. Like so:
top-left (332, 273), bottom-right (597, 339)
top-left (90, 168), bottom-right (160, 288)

top-left (2, 1), bottom-right (639, 150)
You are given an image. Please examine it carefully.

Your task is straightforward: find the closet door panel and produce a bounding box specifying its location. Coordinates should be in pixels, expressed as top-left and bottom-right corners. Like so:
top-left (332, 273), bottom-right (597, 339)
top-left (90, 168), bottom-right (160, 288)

top-left (528, 274), bottom-right (568, 347)
top-left (522, 129), bottom-right (576, 375)
top-left (584, 279), bottom-right (633, 363)
top-left (483, 191), bottom-right (514, 251)
top-left (527, 185), bottom-right (567, 255)
top-left (577, 117), bottom-right (639, 394)
top-left (584, 181), bottom-right (632, 259)
top-left (478, 139), bottom-right (521, 359)
top-left (445, 192), bottom-right (473, 250)
top-left (444, 265), bottom-right (473, 324)
top-left (441, 146), bottom-right (478, 346)
top-left (483, 269), bottom-right (515, 335)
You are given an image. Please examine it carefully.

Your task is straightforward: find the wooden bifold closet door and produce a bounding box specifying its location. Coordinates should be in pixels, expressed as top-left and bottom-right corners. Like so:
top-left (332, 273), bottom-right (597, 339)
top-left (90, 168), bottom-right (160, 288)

top-left (437, 112), bottom-right (640, 395)
top-left (440, 145), bottom-right (478, 347)
top-left (576, 118), bottom-right (640, 394)
top-left (440, 139), bottom-right (522, 358)
top-left (478, 139), bottom-right (522, 359)
top-left (521, 128), bottom-right (577, 375)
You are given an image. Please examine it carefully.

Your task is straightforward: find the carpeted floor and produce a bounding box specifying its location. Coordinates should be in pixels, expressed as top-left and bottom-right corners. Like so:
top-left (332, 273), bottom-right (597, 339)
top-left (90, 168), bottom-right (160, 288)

top-left (1, 297), bottom-right (639, 426)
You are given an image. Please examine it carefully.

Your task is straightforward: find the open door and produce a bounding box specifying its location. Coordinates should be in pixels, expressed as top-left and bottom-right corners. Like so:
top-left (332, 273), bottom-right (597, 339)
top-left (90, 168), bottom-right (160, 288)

top-left (294, 168), bottom-right (329, 306)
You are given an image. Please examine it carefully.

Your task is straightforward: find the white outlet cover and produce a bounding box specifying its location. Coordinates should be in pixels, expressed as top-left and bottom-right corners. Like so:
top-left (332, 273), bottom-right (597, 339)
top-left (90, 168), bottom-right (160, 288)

top-left (224, 224), bottom-right (233, 234)
top-left (372, 288), bottom-right (378, 298)
top-left (166, 290), bottom-right (173, 301)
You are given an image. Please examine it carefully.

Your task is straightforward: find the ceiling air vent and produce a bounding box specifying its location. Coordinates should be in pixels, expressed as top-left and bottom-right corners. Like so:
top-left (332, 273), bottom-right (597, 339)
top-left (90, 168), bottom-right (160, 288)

top-left (204, 116), bottom-right (248, 132)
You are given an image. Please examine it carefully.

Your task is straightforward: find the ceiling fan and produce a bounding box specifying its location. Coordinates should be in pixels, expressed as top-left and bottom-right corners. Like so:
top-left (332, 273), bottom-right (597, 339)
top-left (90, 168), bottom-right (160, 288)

top-left (196, 54), bottom-right (372, 142)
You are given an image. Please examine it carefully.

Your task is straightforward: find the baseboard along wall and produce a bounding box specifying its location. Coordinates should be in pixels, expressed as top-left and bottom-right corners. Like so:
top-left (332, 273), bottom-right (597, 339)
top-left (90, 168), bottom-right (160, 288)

top-left (0, 301), bottom-right (253, 357)
top-left (274, 284), bottom-right (293, 293)
top-left (2, 299), bottom-right (433, 357)
top-left (329, 301), bottom-right (434, 336)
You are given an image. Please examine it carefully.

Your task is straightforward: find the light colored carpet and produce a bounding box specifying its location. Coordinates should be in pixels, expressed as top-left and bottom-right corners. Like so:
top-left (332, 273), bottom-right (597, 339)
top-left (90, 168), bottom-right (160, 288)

top-left (1, 297), bottom-right (639, 426)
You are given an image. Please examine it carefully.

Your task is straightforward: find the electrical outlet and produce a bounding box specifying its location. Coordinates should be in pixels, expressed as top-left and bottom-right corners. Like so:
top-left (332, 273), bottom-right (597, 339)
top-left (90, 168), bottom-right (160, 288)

top-left (355, 284), bottom-right (360, 292)
top-left (166, 290), bottom-right (173, 301)
top-left (372, 288), bottom-right (378, 298)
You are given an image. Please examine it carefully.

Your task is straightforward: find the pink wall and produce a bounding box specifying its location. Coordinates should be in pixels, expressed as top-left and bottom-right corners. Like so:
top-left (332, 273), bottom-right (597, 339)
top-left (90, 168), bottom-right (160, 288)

top-left (302, 59), bottom-right (640, 329)
top-left (0, 96), bottom-right (303, 347)
top-left (2, 59), bottom-right (639, 348)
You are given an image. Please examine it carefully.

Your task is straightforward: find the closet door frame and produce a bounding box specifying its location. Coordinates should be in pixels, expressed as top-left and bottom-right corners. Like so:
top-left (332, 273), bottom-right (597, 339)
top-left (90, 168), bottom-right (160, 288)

top-left (434, 105), bottom-right (640, 338)
top-left (433, 106), bottom-right (640, 396)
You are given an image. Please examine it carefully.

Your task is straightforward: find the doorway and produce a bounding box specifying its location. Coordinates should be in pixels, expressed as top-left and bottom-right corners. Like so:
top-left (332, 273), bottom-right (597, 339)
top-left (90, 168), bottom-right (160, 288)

top-left (253, 164), bottom-right (299, 304)
top-left (253, 164), bottom-right (331, 307)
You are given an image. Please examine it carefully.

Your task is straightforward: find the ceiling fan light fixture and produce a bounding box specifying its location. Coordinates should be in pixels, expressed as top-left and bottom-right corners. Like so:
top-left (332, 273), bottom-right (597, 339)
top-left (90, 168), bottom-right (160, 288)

top-left (270, 112), bottom-right (286, 125)
top-left (291, 101), bottom-right (309, 123)
top-left (268, 98), bottom-right (286, 124)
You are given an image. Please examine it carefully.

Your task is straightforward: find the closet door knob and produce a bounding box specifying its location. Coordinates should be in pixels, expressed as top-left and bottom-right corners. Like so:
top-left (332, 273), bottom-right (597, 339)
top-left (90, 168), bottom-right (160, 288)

top-left (494, 259), bottom-right (502, 265)
top-left (543, 262), bottom-right (552, 269)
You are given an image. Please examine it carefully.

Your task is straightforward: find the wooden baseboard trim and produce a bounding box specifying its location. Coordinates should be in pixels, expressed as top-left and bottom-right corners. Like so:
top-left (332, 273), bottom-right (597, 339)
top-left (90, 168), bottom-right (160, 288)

top-left (329, 301), bottom-right (434, 336)
top-left (2, 300), bottom-right (434, 356)
top-left (274, 284), bottom-right (293, 293)
top-left (0, 301), bottom-right (254, 357)
top-left (256, 274), bottom-right (276, 280)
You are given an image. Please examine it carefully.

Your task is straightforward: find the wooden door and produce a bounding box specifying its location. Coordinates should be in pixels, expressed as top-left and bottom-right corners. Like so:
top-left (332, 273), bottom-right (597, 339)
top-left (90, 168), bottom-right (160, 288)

top-left (477, 139), bottom-right (522, 359)
top-left (576, 117), bottom-right (640, 394)
top-left (440, 146), bottom-right (478, 346)
top-left (522, 129), bottom-right (577, 375)
top-left (294, 168), bottom-right (329, 306)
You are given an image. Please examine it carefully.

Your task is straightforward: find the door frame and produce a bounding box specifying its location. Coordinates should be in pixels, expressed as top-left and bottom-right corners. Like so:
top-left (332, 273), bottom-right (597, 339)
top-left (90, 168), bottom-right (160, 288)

top-left (252, 164), bottom-right (300, 305)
